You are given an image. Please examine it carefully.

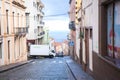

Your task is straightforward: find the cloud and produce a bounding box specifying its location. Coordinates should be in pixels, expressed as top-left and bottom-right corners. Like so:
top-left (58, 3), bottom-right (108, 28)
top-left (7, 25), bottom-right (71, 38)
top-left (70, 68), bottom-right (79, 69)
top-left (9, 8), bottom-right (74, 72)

top-left (41, 0), bottom-right (70, 31)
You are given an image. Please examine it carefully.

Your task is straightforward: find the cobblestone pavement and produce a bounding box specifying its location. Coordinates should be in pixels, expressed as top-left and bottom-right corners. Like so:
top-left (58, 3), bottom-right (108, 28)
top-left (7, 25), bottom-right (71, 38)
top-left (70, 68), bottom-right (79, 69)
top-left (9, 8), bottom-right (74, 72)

top-left (0, 57), bottom-right (75, 80)
top-left (64, 56), bottom-right (94, 80)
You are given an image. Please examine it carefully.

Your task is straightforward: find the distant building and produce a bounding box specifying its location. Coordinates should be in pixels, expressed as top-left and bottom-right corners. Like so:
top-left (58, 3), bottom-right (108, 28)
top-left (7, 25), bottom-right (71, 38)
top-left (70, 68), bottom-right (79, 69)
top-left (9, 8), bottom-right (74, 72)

top-left (49, 38), bottom-right (55, 52)
top-left (0, 0), bottom-right (27, 66)
top-left (68, 0), bottom-right (76, 59)
top-left (43, 26), bottom-right (49, 44)
top-left (54, 42), bottom-right (62, 54)
top-left (25, 0), bottom-right (45, 51)
top-left (62, 40), bottom-right (69, 56)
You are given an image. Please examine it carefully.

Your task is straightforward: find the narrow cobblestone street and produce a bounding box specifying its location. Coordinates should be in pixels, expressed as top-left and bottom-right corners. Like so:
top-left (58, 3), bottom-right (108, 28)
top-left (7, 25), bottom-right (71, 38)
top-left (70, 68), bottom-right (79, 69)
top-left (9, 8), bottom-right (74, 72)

top-left (0, 57), bottom-right (94, 80)
top-left (0, 57), bottom-right (75, 80)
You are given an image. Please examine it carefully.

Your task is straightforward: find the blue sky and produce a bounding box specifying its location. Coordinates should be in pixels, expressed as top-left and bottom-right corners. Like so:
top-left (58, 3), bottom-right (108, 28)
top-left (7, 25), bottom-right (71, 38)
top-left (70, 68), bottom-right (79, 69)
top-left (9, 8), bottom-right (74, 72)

top-left (41, 0), bottom-right (70, 42)
top-left (41, 0), bottom-right (70, 31)
top-left (41, 0), bottom-right (69, 19)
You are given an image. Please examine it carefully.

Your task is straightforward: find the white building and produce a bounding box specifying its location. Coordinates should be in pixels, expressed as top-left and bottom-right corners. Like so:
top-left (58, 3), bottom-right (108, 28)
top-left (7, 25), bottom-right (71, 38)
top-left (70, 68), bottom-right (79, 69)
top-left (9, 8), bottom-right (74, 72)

top-left (0, 0), bottom-right (27, 66)
top-left (25, 0), bottom-right (45, 49)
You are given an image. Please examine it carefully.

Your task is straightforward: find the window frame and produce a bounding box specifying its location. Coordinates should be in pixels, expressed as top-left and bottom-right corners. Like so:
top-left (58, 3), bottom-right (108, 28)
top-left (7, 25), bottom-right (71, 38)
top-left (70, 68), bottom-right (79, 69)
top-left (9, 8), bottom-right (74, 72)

top-left (0, 43), bottom-right (2, 59)
top-left (13, 12), bottom-right (14, 33)
top-left (6, 10), bottom-right (9, 34)
top-left (99, 0), bottom-right (120, 68)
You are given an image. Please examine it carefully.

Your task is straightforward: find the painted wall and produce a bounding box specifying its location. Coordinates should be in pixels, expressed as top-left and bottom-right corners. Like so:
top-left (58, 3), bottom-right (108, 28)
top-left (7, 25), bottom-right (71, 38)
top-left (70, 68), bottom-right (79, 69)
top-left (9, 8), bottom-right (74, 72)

top-left (92, 0), bottom-right (99, 53)
top-left (89, 39), bottom-right (93, 71)
top-left (25, 0), bottom-right (37, 40)
top-left (75, 20), bottom-right (80, 58)
top-left (81, 0), bottom-right (98, 71)
top-left (69, 0), bottom-right (75, 21)
top-left (0, 0), bottom-right (27, 66)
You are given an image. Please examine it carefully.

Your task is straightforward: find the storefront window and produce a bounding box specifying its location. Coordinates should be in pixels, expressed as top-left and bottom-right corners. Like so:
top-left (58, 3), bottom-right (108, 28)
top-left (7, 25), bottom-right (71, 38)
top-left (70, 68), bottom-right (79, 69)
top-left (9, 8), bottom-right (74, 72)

top-left (114, 1), bottom-right (120, 59)
top-left (107, 1), bottom-right (120, 67)
top-left (0, 43), bottom-right (2, 58)
top-left (107, 4), bottom-right (114, 58)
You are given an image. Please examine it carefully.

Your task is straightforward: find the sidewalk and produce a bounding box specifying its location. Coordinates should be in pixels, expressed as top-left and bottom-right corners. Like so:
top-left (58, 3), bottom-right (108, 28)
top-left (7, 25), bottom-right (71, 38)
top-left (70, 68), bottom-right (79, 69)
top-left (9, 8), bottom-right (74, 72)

top-left (64, 56), bottom-right (94, 80)
top-left (0, 60), bottom-right (33, 73)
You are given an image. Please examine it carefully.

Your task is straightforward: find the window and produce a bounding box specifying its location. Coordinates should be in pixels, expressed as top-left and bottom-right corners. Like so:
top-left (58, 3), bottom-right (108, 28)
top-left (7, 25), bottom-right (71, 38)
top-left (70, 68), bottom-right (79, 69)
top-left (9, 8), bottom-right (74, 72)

top-left (26, 13), bottom-right (30, 33)
top-left (100, 1), bottom-right (120, 67)
top-left (6, 10), bottom-right (9, 34)
top-left (0, 13), bottom-right (1, 35)
top-left (33, 2), bottom-right (36, 8)
top-left (13, 12), bottom-right (14, 33)
top-left (26, 13), bottom-right (29, 26)
top-left (0, 43), bottom-right (2, 59)
top-left (34, 15), bottom-right (35, 20)
top-left (8, 41), bottom-right (10, 60)
top-left (107, 1), bottom-right (120, 60)
top-left (33, 2), bottom-right (35, 7)
top-left (17, 13), bottom-right (19, 27)
top-left (90, 29), bottom-right (92, 39)
top-left (76, 1), bottom-right (77, 4)
top-left (0, 7), bottom-right (1, 35)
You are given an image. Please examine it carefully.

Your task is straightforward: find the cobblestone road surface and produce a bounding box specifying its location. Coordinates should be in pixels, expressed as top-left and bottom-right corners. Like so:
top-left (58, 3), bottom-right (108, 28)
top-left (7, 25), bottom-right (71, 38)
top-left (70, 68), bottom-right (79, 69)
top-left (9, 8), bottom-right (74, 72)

top-left (0, 57), bottom-right (75, 80)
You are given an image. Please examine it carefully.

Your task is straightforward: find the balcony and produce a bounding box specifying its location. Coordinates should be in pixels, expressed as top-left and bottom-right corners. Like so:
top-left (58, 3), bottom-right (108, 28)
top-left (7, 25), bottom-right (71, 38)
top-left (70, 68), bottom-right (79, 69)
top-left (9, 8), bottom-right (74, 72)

top-left (69, 21), bottom-right (76, 31)
top-left (37, 21), bottom-right (44, 27)
top-left (37, 31), bottom-right (45, 39)
top-left (12, 0), bottom-right (26, 9)
top-left (40, 21), bottom-right (44, 25)
top-left (14, 27), bottom-right (27, 37)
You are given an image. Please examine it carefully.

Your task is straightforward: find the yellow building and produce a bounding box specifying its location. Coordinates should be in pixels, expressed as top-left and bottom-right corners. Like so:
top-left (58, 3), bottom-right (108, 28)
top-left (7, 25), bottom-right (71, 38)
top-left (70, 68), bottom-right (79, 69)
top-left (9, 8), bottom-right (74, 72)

top-left (0, 0), bottom-right (27, 66)
top-left (75, 0), bottom-right (82, 25)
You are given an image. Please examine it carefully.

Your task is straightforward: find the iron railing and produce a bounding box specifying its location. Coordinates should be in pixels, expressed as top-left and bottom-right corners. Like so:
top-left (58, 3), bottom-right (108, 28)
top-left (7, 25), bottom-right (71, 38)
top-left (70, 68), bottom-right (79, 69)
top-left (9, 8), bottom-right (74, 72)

top-left (14, 27), bottom-right (28, 35)
top-left (38, 31), bottom-right (45, 36)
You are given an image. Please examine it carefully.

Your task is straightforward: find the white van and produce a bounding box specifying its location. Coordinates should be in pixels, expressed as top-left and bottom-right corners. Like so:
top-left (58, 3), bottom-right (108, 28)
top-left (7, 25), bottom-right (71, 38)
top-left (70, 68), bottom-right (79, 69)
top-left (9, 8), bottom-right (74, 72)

top-left (29, 45), bottom-right (55, 58)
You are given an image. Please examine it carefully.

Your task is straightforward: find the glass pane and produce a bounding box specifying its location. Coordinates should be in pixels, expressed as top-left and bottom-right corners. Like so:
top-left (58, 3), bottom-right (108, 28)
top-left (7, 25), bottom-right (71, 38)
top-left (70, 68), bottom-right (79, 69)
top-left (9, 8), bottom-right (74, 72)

top-left (107, 4), bottom-right (114, 57)
top-left (0, 43), bottom-right (2, 58)
top-left (114, 1), bottom-right (120, 59)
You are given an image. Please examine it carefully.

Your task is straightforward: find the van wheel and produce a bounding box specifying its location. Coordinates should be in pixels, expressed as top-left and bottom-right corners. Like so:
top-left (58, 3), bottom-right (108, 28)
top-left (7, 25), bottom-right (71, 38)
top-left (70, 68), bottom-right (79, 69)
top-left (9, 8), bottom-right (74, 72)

top-left (49, 54), bottom-right (54, 58)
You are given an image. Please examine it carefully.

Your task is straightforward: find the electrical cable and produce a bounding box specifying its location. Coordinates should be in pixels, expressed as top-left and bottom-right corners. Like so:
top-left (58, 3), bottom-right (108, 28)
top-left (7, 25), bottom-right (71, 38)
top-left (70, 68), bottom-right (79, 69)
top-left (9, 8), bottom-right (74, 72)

top-left (0, 11), bottom-right (75, 18)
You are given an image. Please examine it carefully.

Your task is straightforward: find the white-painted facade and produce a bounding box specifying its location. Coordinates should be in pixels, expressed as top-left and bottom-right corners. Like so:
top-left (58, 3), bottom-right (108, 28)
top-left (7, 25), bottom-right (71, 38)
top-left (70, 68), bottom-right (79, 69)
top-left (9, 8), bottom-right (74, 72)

top-left (81, 0), bottom-right (98, 71)
top-left (74, 0), bottom-right (99, 71)
top-left (25, 0), bottom-right (45, 44)
top-left (0, 0), bottom-right (27, 66)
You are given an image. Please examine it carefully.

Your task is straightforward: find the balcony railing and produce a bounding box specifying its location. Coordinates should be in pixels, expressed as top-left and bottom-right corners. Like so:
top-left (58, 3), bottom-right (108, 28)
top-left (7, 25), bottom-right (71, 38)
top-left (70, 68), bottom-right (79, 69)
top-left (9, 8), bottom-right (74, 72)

top-left (40, 21), bottom-right (44, 25)
top-left (37, 31), bottom-right (45, 38)
top-left (37, 10), bottom-right (44, 16)
top-left (12, 0), bottom-right (26, 9)
top-left (38, 31), bottom-right (45, 36)
top-left (69, 21), bottom-right (76, 31)
top-left (14, 27), bottom-right (27, 36)
top-left (37, 21), bottom-right (44, 27)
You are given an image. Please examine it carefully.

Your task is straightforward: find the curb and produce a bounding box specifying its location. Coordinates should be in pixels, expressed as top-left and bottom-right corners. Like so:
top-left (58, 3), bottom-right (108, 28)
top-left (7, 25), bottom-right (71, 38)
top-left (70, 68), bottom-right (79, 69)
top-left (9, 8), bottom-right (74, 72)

top-left (64, 57), bottom-right (94, 80)
top-left (0, 60), bottom-right (33, 73)
top-left (65, 61), bottom-right (77, 80)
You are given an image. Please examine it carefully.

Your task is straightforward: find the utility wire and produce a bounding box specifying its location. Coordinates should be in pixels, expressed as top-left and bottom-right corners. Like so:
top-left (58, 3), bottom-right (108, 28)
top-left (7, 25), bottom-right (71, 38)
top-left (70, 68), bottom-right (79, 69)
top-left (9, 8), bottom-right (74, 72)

top-left (0, 12), bottom-right (75, 18)
top-left (44, 13), bottom-right (68, 17)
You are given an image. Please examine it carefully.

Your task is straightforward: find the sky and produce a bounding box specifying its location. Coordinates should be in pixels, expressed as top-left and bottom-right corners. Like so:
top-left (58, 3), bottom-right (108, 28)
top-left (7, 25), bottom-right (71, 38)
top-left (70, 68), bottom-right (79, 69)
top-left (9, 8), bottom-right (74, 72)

top-left (41, 0), bottom-right (70, 31)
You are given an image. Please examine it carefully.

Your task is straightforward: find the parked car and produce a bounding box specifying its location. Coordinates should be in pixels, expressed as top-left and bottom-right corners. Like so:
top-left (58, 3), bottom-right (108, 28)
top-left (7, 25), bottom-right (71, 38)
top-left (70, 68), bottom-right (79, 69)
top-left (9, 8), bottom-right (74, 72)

top-left (49, 50), bottom-right (56, 58)
top-left (56, 51), bottom-right (64, 57)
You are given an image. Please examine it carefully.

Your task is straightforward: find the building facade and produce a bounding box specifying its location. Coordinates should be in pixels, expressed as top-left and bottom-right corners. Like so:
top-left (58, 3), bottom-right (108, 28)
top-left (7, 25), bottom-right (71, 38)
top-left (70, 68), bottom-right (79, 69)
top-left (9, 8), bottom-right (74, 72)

top-left (70, 0), bottom-right (120, 79)
top-left (25, 0), bottom-right (45, 50)
top-left (0, 0), bottom-right (27, 66)
top-left (43, 26), bottom-right (49, 44)
top-left (69, 0), bottom-right (76, 60)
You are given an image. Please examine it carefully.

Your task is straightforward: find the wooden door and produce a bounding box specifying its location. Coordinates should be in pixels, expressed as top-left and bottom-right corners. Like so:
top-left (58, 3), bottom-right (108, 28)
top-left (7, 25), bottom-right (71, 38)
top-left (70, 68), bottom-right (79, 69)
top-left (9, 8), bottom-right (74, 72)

top-left (85, 29), bottom-right (89, 71)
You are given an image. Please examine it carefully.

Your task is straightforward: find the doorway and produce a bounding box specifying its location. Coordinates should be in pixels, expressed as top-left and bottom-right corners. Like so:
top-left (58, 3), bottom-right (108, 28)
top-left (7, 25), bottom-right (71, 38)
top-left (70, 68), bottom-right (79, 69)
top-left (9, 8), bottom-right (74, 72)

top-left (85, 28), bottom-right (89, 71)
